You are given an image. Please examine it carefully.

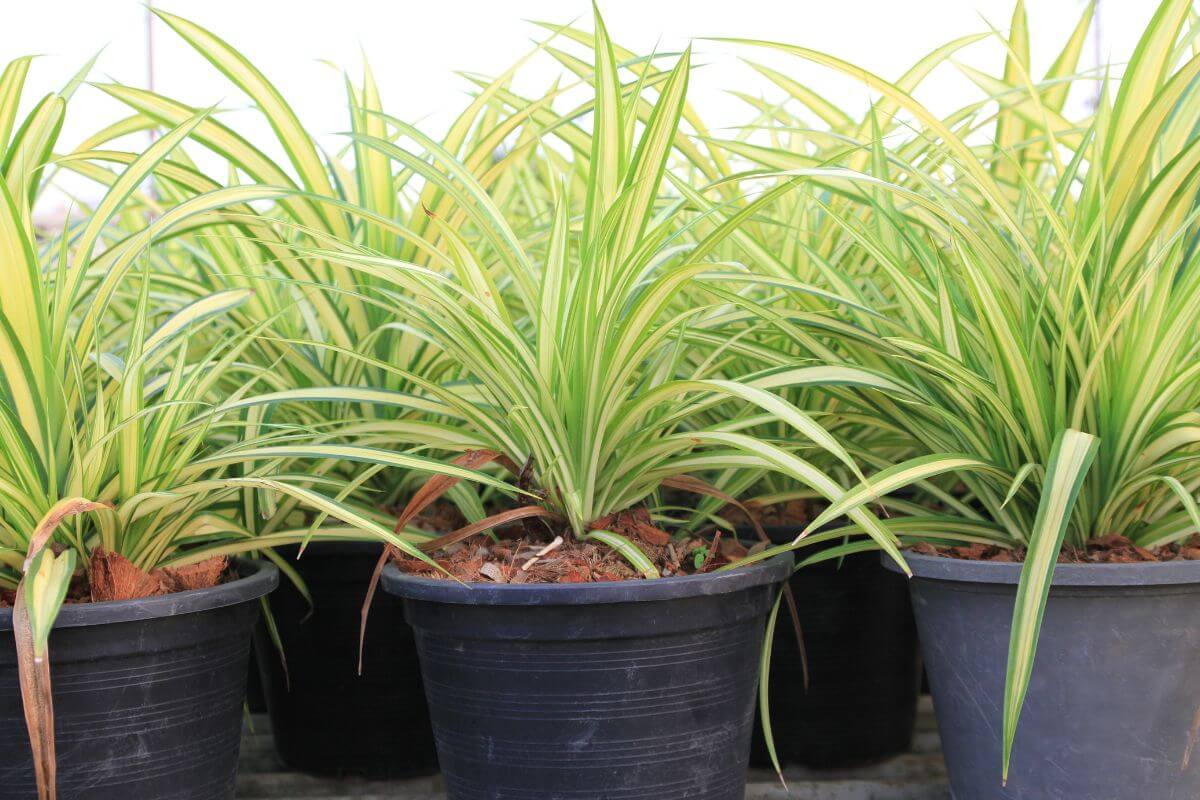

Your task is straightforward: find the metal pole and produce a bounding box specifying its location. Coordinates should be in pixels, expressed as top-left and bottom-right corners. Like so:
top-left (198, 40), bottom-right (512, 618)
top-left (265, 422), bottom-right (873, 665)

top-left (146, 0), bottom-right (157, 140)
top-left (1093, 0), bottom-right (1103, 110)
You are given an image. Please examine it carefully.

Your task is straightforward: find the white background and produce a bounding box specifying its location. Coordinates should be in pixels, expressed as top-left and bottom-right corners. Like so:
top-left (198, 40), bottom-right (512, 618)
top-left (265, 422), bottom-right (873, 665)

top-left (1, 1), bottom-right (1156, 216)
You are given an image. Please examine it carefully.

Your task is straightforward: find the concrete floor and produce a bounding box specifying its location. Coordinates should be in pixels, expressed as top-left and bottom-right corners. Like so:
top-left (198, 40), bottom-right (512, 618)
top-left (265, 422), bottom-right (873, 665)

top-left (236, 698), bottom-right (950, 799)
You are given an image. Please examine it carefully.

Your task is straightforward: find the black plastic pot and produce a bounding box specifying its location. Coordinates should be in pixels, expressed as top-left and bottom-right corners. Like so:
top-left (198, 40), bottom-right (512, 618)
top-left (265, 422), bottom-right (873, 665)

top-left (891, 552), bottom-right (1200, 799)
top-left (748, 526), bottom-right (920, 768)
top-left (254, 541), bottom-right (437, 778)
top-left (0, 558), bottom-right (277, 799)
top-left (382, 553), bottom-right (792, 800)
top-left (245, 645), bottom-right (267, 712)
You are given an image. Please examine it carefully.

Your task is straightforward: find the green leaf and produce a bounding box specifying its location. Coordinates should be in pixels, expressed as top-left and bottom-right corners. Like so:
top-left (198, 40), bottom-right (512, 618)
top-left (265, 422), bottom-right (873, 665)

top-left (803, 454), bottom-right (995, 537)
top-left (758, 588), bottom-right (787, 789)
top-left (581, 530), bottom-right (660, 578)
top-left (1001, 463), bottom-right (1038, 509)
top-left (1152, 477), bottom-right (1200, 540)
top-left (1002, 430), bottom-right (1098, 782)
top-left (140, 289), bottom-right (253, 362)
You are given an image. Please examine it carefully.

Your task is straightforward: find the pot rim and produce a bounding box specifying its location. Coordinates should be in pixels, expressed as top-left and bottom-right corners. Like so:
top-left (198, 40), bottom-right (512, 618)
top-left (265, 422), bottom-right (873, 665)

top-left (0, 556), bottom-right (278, 631)
top-left (886, 549), bottom-right (1200, 586)
top-left (381, 552), bottom-right (793, 606)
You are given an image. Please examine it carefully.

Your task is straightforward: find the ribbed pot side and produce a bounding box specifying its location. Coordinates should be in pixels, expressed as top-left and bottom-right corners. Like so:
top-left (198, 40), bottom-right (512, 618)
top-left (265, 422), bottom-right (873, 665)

top-left (382, 553), bottom-right (793, 800)
top-left (889, 552), bottom-right (1200, 800)
top-left (0, 558), bottom-right (278, 800)
top-left (255, 541), bottom-right (437, 778)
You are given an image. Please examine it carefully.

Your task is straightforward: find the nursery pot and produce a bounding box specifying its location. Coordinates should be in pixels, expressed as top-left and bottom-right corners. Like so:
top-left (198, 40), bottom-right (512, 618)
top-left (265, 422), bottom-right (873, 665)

top-left (254, 541), bottom-right (437, 778)
top-left (890, 551), bottom-right (1200, 799)
top-left (748, 526), bottom-right (920, 768)
top-left (0, 557), bottom-right (277, 800)
top-left (382, 552), bottom-right (793, 800)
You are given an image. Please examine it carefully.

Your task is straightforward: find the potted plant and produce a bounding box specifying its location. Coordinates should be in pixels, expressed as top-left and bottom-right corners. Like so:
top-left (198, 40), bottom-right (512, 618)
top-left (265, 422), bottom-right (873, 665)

top-left (260, 9), bottom-right (939, 796)
top-left (0, 56), bottom-right (288, 798)
top-left (115, 11), bottom-right (932, 788)
top-left (725, 1), bottom-right (1200, 794)
top-left (657, 37), bottom-right (993, 760)
top-left (0, 53), bottom-right (434, 798)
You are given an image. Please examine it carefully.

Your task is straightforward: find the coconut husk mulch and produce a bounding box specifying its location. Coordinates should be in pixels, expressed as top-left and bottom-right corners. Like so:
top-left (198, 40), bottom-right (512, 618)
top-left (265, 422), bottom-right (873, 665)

top-left (88, 549), bottom-right (229, 601)
top-left (0, 549), bottom-right (229, 608)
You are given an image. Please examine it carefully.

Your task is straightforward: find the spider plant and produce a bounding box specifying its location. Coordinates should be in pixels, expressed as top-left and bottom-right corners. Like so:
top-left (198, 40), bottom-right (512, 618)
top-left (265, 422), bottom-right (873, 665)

top-left (198, 6), bottom-right (935, 587)
top-left (0, 53), bottom-right (457, 796)
top-left (711, 0), bottom-right (1200, 780)
top-left (0, 54), bottom-right (270, 793)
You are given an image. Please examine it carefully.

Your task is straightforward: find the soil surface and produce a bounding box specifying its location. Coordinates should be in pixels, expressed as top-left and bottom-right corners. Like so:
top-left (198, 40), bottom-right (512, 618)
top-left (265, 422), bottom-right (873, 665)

top-left (395, 507), bottom-right (749, 583)
top-left (910, 534), bottom-right (1200, 564)
top-left (0, 549), bottom-right (231, 607)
